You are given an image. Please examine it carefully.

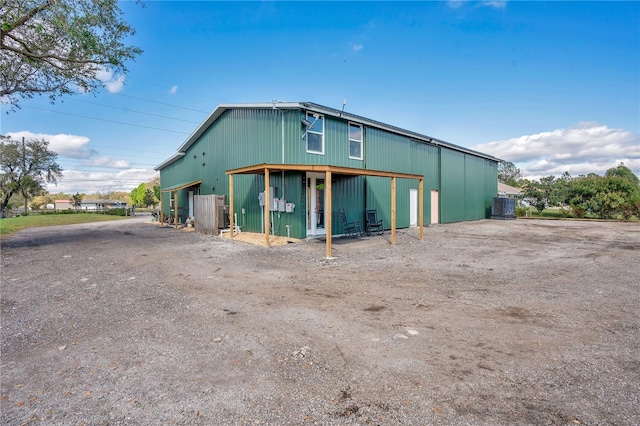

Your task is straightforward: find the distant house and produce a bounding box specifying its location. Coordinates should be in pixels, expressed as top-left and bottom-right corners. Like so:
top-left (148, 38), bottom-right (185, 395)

top-left (55, 200), bottom-right (72, 210)
top-left (498, 182), bottom-right (522, 198)
top-left (55, 199), bottom-right (127, 211)
top-left (80, 200), bottom-right (127, 210)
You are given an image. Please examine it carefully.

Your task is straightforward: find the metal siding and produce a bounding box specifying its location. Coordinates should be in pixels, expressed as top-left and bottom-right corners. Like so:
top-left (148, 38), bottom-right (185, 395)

top-left (364, 177), bottom-right (411, 229)
top-left (464, 155), bottom-right (487, 220)
top-left (411, 142), bottom-right (440, 224)
top-left (365, 176), bottom-right (390, 229)
top-left (440, 149), bottom-right (466, 223)
top-left (290, 112), bottom-right (367, 168)
top-left (331, 175), bottom-right (364, 234)
top-left (365, 127), bottom-right (412, 172)
top-left (486, 160), bottom-right (498, 217)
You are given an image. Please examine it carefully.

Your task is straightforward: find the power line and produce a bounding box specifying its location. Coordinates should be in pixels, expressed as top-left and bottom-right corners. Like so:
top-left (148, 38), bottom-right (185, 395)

top-left (124, 77), bottom-right (220, 102)
top-left (114, 93), bottom-right (210, 114)
top-left (66, 98), bottom-right (202, 124)
top-left (20, 105), bottom-right (191, 134)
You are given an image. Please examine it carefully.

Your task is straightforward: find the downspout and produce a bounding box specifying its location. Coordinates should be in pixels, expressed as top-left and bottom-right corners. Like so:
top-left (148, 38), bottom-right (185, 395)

top-left (281, 110), bottom-right (285, 198)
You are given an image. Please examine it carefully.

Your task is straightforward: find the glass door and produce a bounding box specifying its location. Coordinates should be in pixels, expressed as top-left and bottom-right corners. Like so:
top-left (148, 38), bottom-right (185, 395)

top-left (306, 172), bottom-right (326, 236)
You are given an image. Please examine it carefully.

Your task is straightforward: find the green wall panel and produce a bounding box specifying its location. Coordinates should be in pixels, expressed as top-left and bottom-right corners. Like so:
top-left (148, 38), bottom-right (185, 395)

top-left (440, 149), bottom-right (466, 223)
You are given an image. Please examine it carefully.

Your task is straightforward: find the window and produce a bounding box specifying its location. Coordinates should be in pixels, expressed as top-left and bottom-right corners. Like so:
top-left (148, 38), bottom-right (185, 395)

top-left (349, 122), bottom-right (363, 160)
top-left (305, 112), bottom-right (324, 154)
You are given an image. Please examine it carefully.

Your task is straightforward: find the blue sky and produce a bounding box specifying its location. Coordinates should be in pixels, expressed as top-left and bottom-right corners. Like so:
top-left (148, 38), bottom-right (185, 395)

top-left (2, 0), bottom-right (638, 194)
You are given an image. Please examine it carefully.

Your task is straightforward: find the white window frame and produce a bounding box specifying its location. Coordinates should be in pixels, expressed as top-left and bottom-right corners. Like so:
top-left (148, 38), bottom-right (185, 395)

top-left (305, 112), bottom-right (324, 155)
top-left (348, 122), bottom-right (364, 160)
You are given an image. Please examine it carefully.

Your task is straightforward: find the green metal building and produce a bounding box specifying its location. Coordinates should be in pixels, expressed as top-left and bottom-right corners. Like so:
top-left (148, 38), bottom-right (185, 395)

top-left (155, 102), bottom-right (499, 239)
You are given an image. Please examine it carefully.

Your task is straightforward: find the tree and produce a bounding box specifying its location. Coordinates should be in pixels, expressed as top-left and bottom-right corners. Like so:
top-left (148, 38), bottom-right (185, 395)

top-left (142, 188), bottom-right (156, 208)
top-left (569, 175), bottom-right (640, 220)
top-left (69, 192), bottom-right (83, 210)
top-left (0, 135), bottom-right (63, 216)
top-left (605, 163), bottom-right (639, 186)
top-left (30, 193), bottom-right (53, 210)
top-left (1, 0), bottom-right (142, 108)
top-left (130, 183), bottom-right (145, 207)
top-left (522, 176), bottom-right (557, 213)
top-left (498, 161), bottom-right (523, 187)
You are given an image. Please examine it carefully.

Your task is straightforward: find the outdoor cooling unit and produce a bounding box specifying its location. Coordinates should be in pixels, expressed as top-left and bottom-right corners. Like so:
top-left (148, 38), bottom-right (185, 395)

top-left (215, 195), bottom-right (230, 229)
top-left (491, 197), bottom-right (516, 220)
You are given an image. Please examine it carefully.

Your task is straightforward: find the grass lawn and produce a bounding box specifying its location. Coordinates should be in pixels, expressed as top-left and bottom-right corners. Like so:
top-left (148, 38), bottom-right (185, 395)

top-left (0, 213), bottom-right (129, 236)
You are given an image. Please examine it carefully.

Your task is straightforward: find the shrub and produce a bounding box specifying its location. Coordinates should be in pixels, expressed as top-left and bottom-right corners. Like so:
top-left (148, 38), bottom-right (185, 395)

top-left (515, 207), bottom-right (528, 217)
top-left (105, 208), bottom-right (128, 216)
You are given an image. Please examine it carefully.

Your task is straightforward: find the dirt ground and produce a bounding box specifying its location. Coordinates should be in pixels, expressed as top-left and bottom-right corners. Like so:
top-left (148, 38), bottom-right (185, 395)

top-left (1, 217), bottom-right (638, 425)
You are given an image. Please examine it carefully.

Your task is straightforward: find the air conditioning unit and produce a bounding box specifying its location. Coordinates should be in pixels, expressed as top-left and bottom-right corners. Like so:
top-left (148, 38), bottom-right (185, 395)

top-left (215, 195), bottom-right (229, 229)
top-left (491, 197), bottom-right (516, 220)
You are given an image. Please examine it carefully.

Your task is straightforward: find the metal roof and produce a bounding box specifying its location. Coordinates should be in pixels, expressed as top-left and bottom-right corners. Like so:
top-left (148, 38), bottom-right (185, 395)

top-left (160, 179), bottom-right (202, 193)
top-left (155, 101), bottom-right (500, 170)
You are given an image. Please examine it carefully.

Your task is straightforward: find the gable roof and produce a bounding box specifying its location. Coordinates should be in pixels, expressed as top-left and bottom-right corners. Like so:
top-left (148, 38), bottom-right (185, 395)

top-left (155, 101), bottom-right (500, 170)
top-left (498, 182), bottom-right (522, 195)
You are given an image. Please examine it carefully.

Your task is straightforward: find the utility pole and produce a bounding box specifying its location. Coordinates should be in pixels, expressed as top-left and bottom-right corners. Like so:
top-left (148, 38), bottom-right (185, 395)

top-left (22, 137), bottom-right (27, 215)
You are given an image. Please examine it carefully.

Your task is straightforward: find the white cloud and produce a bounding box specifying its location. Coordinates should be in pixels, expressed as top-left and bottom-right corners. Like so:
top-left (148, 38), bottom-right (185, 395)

top-left (169, 85), bottom-right (178, 94)
top-left (352, 43), bottom-right (363, 52)
top-left (94, 67), bottom-right (125, 93)
top-left (447, 0), bottom-right (466, 9)
top-left (481, 1), bottom-right (507, 9)
top-left (5, 131), bottom-right (149, 194)
top-left (6, 131), bottom-right (95, 159)
top-left (88, 156), bottom-right (131, 169)
top-left (447, 0), bottom-right (507, 9)
top-left (47, 168), bottom-right (157, 194)
top-left (473, 122), bottom-right (640, 181)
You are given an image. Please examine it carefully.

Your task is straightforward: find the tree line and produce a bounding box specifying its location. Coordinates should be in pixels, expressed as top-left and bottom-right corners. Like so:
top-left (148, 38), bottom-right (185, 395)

top-left (499, 162), bottom-right (640, 220)
top-left (1, 134), bottom-right (159, 215)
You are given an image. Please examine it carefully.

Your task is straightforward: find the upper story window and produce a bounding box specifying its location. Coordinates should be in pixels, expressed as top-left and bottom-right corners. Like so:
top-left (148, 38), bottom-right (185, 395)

top-left (349, 122), bottom-right (363, 160)
top-left (305, 112), bottom-right (324, 155)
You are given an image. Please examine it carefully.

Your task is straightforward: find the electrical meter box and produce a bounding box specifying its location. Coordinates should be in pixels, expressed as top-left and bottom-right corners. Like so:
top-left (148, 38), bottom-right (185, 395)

top-left (277, 199), bottom-right (286, 212)
top-left (285, 203), bottom-right (295, 213)
top-left (258, 187), bottom-right (275, 210)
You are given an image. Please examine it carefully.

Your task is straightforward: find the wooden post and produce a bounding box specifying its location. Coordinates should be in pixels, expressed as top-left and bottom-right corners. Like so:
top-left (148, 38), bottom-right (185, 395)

top-left (264, 168), bottom-right (270, 247)
top-left (325, 171), bottom-right (332, 258)
top-left (174, 191), bottom-right (179, 229)
top-left (229, 174), bottom-right (234, 237)
top-left (419, 178), bottom-right (424, 241)
top-left (159, 192), bottom-right (164, 225)
top-left (391, 177), bottom-right (396, 245)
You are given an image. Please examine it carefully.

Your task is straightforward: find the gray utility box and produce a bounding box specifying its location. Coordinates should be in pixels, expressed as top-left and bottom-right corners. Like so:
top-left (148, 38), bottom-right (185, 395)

top-left (491, 197), bottom-right (516, 220)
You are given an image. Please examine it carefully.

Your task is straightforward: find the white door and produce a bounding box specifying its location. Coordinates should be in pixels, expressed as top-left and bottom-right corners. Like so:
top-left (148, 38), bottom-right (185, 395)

top-left (409, 188), bottom-right (418, 227)
top-left (430, 190), bottom-right (439, 224)
top-left (188, 191), bottom-right (194, 218)
top-left (306, 172), bottom-right (326, 236)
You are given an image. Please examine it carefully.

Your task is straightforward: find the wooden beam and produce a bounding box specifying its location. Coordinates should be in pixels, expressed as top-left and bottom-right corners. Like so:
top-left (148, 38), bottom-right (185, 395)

top-left (391, 177), bottom-right (396, 245)
top-left (325, 170), bottom-right (332, 258)
top-left (226, 163), bottom-right (423, 180)
top-left (174, 191), bottom-right (179, 229)
top-left (159, 192), bottom-right (164, 225)
top-left (264, 168), bottom-right (270, 247)
top-left (229, 174), bottom-right (234, 237)
top-left (419, 178), bottom-right (424, 241)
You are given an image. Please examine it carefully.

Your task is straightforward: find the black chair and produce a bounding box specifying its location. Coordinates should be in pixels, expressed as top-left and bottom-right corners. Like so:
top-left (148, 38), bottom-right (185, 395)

top-left (365, 209), bottom-right (384, 235)
top-left (339, 209), bottom-right (362, 237)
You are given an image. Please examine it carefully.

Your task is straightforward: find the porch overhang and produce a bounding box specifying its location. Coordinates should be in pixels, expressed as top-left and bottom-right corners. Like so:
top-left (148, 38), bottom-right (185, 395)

top-left (160, 179), bottom-right (202, 193)
top-left (226, 164), bottom-right (424, 258)
top-left (159, 180), bottom-right (202, 228)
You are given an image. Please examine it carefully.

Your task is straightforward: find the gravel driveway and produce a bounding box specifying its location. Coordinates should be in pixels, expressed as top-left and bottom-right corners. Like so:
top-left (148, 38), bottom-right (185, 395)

top-left (1, 217), bottom-right (639, 425)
